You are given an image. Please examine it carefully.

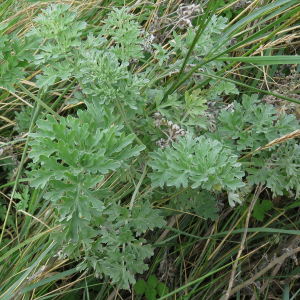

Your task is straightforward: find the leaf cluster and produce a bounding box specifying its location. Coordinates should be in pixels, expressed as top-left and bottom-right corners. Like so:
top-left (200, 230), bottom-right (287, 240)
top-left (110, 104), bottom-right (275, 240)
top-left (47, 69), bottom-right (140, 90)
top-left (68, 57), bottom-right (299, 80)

top-left (134, 275), bottom-right (169, 300)
top-left (0, 24), bottom-right (41, 92)
top-left (28, 99), bottom-right (167, 289)
top-left (247, 142), bottom-right (300, 197)
top-left (168, 189), bottom-right (219, 220)
top-left (148, 134), bottom-right (244, 199)
top-left (168, 15), bottom-right (239, 99)
top-left (18, 2), bottom-right (300, 292)
top-left (100, 7), bottom-right (145, 62)
top-left (209, 94), bottom-right (300, 196)
top-left (215, 94), bottom-right (298, 152)
top-left (26, 4), bottom-right (149, 115)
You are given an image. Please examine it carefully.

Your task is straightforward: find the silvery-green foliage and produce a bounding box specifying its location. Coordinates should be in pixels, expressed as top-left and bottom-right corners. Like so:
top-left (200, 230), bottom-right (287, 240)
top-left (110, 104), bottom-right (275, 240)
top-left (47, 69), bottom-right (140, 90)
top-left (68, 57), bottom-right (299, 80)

top-left (28, 99), bottom-right (167, 289)
top-left (23, 4), bottom-right (167, 289)
top-left (246, 142), bottom-right (300, 197)
top-left (147, 132), bottom-right (246, 210)
top-left (26, 4), bottom-right (86, 66)
top-left (100, 7), bottom-right (145, 62)
top-left (80, 49), bottom-right (149, 112)
top-left (215, 94), bottom-right (298, 151)
top-left (14, 103), bottom-right (38, 132)
top-left (27, 4), bottom-right (85, 40)
top-left (26, 3), bottom-right (149, 114)
top-left (155, 88), bottom-right (209, 131)
top-left (19, 2), bottom-right (300, 290)
top-left (148, 134), bottom-right (244, 195)
top-left (167, 189), bottom-right (219, 221)
top-left (0, 23), bottom-right (41, 92)
top-left (208, 94), bottom-right (299, 197)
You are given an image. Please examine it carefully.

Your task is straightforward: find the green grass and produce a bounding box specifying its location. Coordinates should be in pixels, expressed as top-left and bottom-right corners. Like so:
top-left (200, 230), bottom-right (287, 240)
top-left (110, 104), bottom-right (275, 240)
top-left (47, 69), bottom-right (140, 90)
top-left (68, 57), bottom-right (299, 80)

top-left (1, 0), bottom-right (300, 299)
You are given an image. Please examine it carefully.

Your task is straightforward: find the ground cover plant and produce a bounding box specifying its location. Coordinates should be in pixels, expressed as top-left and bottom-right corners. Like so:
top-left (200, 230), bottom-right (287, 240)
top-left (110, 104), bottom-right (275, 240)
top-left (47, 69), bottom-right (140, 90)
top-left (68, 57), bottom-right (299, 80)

top-left (1, 0), bottom-right (300, 299)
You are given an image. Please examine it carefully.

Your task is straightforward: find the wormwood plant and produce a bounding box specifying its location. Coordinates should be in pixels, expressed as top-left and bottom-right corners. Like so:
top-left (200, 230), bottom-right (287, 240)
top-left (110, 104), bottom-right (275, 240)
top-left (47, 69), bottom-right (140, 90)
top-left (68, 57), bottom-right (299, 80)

top-left (208, 94), bottom-right (300, 197)
top-left (4, 2), bottom-right (300, 290)
top-left (29, 102), bottom-right (165, 289)
top-left (20, 4), bottom-right (166, 289)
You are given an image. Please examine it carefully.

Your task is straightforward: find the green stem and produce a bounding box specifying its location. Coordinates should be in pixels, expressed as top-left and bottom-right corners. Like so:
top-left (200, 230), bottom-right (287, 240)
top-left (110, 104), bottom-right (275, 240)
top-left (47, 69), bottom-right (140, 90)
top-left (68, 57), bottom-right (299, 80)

top-left (180, 110), bottom-right (190, 124)
top-left (115, 98), bottom-right (148, 153)
top-left (129, 163), bottom-right (148, 211)
top-left (50, 78), bottom-right (78, 111)
top-left (17, 84), bottom-right (61, 119)
top-left (0, 104), bottom-right (40, 245)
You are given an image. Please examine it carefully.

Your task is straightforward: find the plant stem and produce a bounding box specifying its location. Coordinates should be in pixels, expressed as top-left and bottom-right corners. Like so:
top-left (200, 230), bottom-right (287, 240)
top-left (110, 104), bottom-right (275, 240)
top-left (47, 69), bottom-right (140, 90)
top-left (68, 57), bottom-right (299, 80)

top-left (115, 98), bottom-right (148, 153)
top-left (0, 104), bottom-right (40, 245)
top-left (17, 84), bottom-right (61, 119)
top-left (129, 163), bottom-right (148, 211)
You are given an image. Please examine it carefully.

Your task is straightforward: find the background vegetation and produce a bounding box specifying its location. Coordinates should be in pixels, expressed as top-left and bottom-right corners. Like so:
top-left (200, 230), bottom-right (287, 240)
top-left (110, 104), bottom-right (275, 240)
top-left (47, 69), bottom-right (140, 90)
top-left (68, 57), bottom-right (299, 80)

top-left (0, 0), bottom-right (300, 299)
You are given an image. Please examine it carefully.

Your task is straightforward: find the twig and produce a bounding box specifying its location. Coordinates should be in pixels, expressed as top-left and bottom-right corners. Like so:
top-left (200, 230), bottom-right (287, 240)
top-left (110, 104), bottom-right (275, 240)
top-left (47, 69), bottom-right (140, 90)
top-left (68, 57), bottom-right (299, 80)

top-left (221, 246), bottom-right (300, 299)
top-left (156, 214), bottom-right (182, 244)
top-left (250, 263), bottom-right (281, 300)
top-left (250, 235), bottom-right (300, 299)
top-left (240, 232), bottom-right (300, 275)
